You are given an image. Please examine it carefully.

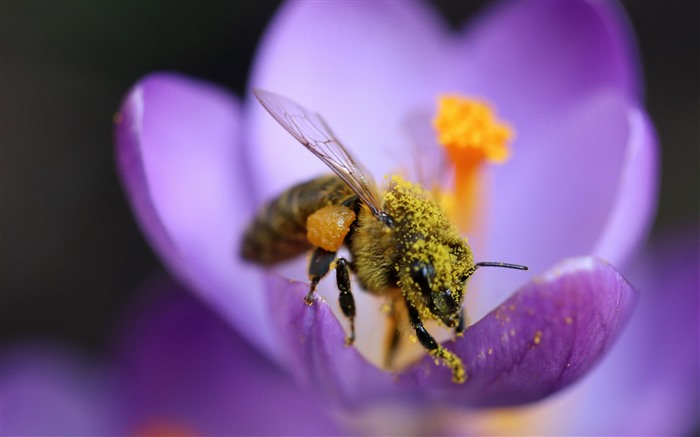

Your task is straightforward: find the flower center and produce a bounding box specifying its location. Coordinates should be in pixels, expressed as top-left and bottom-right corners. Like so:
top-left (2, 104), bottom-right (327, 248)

top-left (432, 94), bottom-right (514, 231)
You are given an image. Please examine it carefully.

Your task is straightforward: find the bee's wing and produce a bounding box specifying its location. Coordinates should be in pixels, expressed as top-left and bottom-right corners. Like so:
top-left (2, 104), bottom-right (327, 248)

top-left (402, 111), bottom-right (451, 190)
top-left (253, 88), bottom-right (384, 216)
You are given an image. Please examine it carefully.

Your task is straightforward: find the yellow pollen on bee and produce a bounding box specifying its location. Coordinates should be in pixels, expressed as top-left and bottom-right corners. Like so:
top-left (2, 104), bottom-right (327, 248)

top-left (433, 94), bottom-right (514, 231)
top-left (306, 204), bottom-right (356, 252)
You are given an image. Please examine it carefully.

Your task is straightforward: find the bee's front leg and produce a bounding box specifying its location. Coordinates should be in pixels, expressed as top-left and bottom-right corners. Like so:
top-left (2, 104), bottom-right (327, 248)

top-left (455, 307), bottom-right (465, 337)
top-left (407, 301), bottom-right (466, 384)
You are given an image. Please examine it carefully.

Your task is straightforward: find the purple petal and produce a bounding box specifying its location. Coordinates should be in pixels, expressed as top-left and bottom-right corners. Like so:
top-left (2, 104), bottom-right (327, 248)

top-left (114, 277), bottom-right (342, 436)
top-left (0, 342), bottom-right (119, 435)
top-left (246, 0), bottom-right (456, 203)
top-left (560, 230), bottom-right (700, 435)
top-left (263, 275), bottom-right (398, 405)
top-left (264, 257), bottom-right (635, 408)
top-left (460, 0), bottom-right (640, 128)
top-left (592, 107), bottom-right (659, 266)
top-left (115, 73), bottom-right (275, 357)
top-left (465, 228), bottom-right (700, 435)
top-left (457, 1), bottom-right (652, 297)
top-left (434, 257), bottom-right (636, 406)
top-left (476, 93), bottom-right (652, 315)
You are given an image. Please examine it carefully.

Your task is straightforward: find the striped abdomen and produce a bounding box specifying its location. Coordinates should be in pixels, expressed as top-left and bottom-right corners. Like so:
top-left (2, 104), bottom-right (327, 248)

top-left (241, 174), bottom-right (356, 265)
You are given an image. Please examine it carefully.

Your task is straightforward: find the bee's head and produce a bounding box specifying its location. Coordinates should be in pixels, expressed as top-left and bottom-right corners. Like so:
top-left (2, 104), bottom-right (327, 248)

top-left (405, 241), bottom-right (472, 328)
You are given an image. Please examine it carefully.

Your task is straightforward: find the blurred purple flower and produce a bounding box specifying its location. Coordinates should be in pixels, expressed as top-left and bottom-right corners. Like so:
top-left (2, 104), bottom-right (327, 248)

top-left (1, 280), bottom-right (341, 436)
top-left (115, 0), bottom-right (656, 407)
top-left (0, 343), bottom-right (119, 435)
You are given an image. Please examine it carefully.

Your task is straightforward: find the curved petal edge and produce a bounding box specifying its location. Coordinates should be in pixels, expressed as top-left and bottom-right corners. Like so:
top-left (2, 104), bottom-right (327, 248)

top-left (433, 257), bottom-right (638, 407)
top-left (114, 72), bottom-right (276, 359)
top-left (263, 257), bottom-right (636, 409)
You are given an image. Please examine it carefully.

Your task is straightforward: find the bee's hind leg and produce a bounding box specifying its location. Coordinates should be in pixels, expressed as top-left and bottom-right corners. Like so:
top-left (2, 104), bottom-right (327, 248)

top-left (306, 248), bottom-right (336, 304)
top-left (306, 249), bottom-right (356, 346)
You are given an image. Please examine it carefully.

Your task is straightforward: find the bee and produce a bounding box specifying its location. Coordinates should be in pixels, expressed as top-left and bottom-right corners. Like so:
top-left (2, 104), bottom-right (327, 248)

top-left (241, 89), bottom-right (527, 383)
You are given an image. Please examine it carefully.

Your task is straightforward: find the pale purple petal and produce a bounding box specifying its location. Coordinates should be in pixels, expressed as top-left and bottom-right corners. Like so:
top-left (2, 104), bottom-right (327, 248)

top-left (475, 92), bottom-right (641, 315)
top-left (0, 343), bottom-right (120, 436)
top-left (246, 0), bottom-right (457, 204)
top-left (454, 0), bottom-right (655, 317)
top-left (459, 0), bottom-right (640, 128)
top-left (265, 257), bottom-right (635, 408)
top-left (115, 73), bottom-right (275, 358)
top-left (592, 107), bottom-right (659, 267)
top-left (114, 278), bottom-right (342, 436)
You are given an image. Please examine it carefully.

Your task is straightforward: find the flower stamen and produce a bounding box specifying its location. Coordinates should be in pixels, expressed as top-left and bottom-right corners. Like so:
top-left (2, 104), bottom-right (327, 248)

top-left (433, 94), bottom-right (514, 231)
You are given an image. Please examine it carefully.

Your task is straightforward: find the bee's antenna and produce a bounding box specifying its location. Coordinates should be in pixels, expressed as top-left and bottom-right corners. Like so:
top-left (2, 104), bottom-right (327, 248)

top-left (475, 262), bottom-right (528, 271)
top-left (464, 262), bottom-right (528, 282)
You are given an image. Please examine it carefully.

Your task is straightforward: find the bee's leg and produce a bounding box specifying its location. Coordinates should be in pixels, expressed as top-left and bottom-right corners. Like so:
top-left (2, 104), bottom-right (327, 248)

top-left (335, 258), bottom-right (356, 345)
top-left (455, 307), bottom-right (466, 337)
top-left (306, 247), bottom-right (336, 305)
top-left (407, 301), bottom-right (466, 384)
top-left (383, 295), bottom-right (403, 369)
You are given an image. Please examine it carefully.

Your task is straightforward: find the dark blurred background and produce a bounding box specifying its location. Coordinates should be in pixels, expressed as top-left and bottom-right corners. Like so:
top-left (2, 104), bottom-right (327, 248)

top-left (2, 1), bottom-right (698, 354)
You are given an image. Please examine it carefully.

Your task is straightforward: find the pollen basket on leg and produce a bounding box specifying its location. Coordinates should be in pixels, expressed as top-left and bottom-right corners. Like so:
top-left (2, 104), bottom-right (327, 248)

top-left (432, 94), bottom-right (515, 232)
top-left (306, 204), bottom-right (356, 252)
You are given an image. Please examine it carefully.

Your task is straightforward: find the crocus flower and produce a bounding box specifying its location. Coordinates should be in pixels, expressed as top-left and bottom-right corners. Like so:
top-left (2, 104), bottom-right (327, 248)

top-left (116, 0), bottom-right (656, 411)
top-left (1, 232), bottom-right (695, 436)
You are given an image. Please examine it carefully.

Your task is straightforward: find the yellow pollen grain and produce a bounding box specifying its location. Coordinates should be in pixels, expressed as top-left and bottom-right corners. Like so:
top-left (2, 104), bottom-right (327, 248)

top-left (432, 94), bottom-right (514, 232)
top-left (565, 316), bottom-right (573, 325)
top-left (533, 330), bottom-right (543, 345)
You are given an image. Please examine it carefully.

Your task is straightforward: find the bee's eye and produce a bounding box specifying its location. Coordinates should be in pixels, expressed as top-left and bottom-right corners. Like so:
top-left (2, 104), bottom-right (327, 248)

top-left (410, 261), bottom-right (434, 298)
top-left (439, 288), bottom-right (459, 313)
